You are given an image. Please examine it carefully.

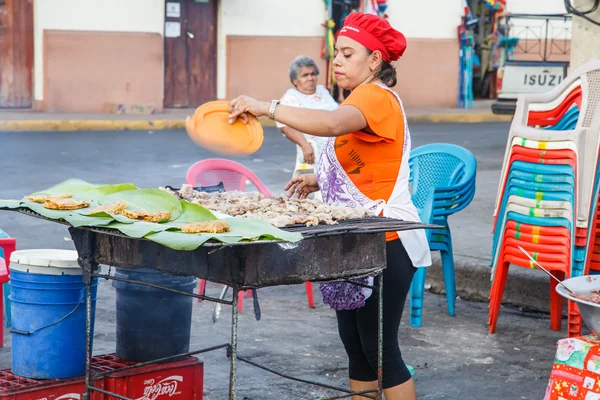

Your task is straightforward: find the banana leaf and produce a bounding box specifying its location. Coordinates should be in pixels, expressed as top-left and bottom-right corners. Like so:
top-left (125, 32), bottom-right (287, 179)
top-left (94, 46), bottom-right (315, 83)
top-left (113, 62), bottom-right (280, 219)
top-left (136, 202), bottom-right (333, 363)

top-left (18, 186), bottom-right (182, 225)
top-left (22, 201), bottom-right (115, 228)
top-left (0, 179), bottom-right (303, 249)
top-left (30, 179), bottom-right (97, 196)
top-left (31, 179), bottom-right (137, 200)
top-left (146, 231), bottom-right (247, 250)
top-left (104, 221), bottom-right (179, 239)
top-left (172, 200), bottom-right (217, 223)
top-left (101, 189), bottom-right (183, 220)
top-left (0, 200), bottom-right (23, 209)
top-left (146, 218), bottom-right (302, 250)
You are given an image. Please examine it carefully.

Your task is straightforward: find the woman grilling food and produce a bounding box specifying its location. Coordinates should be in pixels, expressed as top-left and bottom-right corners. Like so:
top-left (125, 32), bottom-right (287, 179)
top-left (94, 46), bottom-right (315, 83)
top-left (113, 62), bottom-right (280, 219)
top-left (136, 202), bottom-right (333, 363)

top-left (228, 12), bottom-right (431, 400)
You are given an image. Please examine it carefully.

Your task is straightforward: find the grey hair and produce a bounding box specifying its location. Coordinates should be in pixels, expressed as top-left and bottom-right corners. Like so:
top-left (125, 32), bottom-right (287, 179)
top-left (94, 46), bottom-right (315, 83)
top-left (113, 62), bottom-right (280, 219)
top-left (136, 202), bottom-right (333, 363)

top-left (288, 55), bottom-right (320, 84)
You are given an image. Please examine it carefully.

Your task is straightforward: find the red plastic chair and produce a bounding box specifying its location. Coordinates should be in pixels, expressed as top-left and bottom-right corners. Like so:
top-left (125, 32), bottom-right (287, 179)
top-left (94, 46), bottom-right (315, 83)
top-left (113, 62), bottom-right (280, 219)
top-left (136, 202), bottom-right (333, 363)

top-left (527, 86), bottom-right (582, 127)
top-left (186, 159), bottom-right (315, 310)
top-left (488, 220), bottom-right (580, 334)
top-left (0, 238), bottom-right (16, 348)
top-left (489, 239), bottom-right (571, 333)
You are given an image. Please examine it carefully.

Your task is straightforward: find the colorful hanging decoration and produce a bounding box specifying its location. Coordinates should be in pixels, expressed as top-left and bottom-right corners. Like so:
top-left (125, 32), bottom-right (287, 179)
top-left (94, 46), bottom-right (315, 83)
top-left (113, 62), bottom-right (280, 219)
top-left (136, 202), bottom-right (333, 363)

top-left (462, 0), bottom-right (479, 26)
top-left (361, 0), bottom-right (378, 15)
top-left (321, 19), bottom-right (337, 90)
top-left (321, 19), bottom-right (335, 61)
top-left (458, 28), bottom-right (475, 109)
top-left (360, 0), bottom-right (388, 18)
top-left (484, 0), bottom-right (506, 12)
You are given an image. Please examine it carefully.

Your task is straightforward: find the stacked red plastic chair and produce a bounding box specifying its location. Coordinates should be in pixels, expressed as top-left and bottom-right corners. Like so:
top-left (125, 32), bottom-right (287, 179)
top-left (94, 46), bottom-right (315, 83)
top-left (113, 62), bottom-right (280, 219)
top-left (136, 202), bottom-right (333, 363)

top-left (489, 60), bottom-right (600, 337)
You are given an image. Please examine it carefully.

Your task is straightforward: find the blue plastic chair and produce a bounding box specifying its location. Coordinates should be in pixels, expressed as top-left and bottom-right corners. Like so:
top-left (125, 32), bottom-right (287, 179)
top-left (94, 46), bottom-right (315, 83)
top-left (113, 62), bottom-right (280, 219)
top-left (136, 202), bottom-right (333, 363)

top-left (491, 210), bottom-right (577, 279)
top-left (491, 177), bottom-right (575, 264)
top-left (490, 160), bottom-right (577, 265)
top-left (543, 106), bottom-right (580, 131)
top-left (489, 147), bottom-right (583, 288)
top-left (408, 144), bottom-right (477, 327)
top-left (409, 192), bottom-right (435, 327)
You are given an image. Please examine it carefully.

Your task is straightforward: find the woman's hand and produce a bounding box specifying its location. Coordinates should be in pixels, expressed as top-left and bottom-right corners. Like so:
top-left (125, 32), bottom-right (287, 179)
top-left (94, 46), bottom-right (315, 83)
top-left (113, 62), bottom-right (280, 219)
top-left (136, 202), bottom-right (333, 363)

top-left (301, 142), bottom-right (315, 165)
top-left (228, 95), bottom-right (270, 124)
top-left (284, 174), bottom-right (319, 200)
top-left (185, 116), bottom-right (196, 137)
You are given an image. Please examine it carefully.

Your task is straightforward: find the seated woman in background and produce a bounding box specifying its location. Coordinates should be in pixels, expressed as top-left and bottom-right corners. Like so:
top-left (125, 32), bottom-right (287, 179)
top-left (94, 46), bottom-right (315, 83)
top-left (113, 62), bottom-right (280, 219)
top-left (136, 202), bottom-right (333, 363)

top-left (277, 56), bottom-right (339, 182)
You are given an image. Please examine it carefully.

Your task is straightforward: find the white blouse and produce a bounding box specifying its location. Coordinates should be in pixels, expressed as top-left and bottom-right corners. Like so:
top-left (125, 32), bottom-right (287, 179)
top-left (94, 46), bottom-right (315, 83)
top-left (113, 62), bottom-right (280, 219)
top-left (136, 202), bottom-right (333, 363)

top-left (276, 85), bottom-right (338, 167)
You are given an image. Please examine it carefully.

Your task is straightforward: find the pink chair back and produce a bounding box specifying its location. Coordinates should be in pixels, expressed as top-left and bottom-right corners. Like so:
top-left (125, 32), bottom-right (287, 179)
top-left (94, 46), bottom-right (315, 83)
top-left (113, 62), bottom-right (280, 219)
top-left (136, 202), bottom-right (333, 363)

top-left (0, 259), bottom-right (7, 284)
top-left (186, 159), bottom-right (273, 196)
top-left (0, 238), bottom-right (16, 270)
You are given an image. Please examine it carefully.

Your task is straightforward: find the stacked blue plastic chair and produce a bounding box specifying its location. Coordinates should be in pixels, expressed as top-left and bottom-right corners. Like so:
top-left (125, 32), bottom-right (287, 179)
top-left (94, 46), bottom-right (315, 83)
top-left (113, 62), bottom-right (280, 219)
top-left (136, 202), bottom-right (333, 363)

top-left (408, 143), bottom-right (477, 327)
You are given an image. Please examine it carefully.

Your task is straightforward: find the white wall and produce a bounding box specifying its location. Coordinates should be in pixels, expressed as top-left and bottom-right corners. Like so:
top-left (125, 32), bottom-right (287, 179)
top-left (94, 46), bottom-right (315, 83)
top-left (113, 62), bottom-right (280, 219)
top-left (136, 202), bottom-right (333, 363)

top-left (216, 0), bottom-right (464, 98)
top-left (217, 0), bottom-right (324, 98)
top-left (220, 0), bottom-right (324, 37)
top-left (33, 0), bottom-right (166, 101)
top-left (502, 0), bottom-right (571, 42)
top-left (507, 0), bottom-right (567, 14)
top-left (387, 0), bottom-right (463, 39)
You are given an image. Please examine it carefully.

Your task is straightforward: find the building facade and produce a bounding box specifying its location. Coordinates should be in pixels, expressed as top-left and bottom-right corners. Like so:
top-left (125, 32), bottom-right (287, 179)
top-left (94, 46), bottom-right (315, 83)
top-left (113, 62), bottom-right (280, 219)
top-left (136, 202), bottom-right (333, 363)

top-left (0, 0), bottom-right (570, 112)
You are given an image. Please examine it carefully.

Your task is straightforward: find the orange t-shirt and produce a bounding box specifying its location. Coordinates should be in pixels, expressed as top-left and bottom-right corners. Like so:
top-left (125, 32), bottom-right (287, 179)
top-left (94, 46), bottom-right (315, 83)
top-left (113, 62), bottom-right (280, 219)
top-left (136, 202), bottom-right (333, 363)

top-left (336, 84), bottom-right (405, 241)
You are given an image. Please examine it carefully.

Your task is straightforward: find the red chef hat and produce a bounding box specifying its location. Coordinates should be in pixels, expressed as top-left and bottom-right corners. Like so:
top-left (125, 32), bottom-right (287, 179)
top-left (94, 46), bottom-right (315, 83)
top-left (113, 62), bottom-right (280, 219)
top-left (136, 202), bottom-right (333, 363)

top-left (337, 12), bottom-right (406, 62)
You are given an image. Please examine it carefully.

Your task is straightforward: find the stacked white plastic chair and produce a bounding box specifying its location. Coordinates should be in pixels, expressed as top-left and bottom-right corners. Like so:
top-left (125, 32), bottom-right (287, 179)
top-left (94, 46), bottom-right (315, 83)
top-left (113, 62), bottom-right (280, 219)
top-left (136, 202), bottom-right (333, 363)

top-left (489, 60), bottom-right (600, 337)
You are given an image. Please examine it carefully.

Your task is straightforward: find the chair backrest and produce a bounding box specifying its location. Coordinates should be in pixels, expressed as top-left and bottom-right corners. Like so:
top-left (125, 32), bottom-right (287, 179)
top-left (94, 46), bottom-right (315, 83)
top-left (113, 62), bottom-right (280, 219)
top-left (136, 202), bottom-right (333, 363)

top-left (409, 144), bottom-right (477, 210)
top-left (0, 237), bottom-right (16, 270)
top-left (186, 158), bottom-right (273, 196)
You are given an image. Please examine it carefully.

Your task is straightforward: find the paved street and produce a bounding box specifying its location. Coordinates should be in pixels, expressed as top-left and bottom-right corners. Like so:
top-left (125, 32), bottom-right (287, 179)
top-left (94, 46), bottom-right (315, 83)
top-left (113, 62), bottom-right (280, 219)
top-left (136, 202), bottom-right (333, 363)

top-left (0, 123), bottom-right (507, 254)
top-left (0, 123), bottom-right (569, 399)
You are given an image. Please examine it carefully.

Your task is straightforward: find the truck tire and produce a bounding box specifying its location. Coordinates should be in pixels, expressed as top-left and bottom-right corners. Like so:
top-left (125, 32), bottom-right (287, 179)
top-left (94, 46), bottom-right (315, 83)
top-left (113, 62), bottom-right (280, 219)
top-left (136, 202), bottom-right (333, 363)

top-left (491, 101), bottom-right (516, 115)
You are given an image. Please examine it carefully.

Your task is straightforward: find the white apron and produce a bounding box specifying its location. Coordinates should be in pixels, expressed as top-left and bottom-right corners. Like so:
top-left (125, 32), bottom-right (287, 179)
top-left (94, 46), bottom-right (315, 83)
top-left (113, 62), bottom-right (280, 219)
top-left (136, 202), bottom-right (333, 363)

top-left (316, 83), bottom-right (431, 268)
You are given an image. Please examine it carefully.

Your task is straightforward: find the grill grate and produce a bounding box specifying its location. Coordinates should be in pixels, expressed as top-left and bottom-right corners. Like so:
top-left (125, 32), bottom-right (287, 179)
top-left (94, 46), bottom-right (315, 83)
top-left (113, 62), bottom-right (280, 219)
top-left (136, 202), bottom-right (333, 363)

top-left (13, 208), bottom-right (438, 242)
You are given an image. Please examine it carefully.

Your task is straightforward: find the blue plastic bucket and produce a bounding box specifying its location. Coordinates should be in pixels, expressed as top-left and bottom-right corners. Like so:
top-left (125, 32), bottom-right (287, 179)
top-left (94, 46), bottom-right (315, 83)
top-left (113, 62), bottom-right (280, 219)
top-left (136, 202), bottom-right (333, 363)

top-left (9, 249), bottom-right (98, 379)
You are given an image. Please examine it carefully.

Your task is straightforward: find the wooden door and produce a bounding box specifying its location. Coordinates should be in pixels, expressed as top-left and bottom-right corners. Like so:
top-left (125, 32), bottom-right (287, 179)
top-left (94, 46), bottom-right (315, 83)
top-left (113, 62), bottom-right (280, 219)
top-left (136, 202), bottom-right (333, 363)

top-left (164, 0), bottom-right (217, 108)
top-left (0, 0), bottom-right (34, 108)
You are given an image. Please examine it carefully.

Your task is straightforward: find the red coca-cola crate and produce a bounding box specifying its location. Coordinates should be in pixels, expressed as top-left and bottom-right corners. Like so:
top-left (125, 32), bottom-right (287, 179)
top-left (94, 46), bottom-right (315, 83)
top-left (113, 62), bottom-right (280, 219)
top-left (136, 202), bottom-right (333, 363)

top-left (0, 354), bottom-right (203, 400)
top-left (93, 354), bottom-right (203, 400)
top-left (0, 370), bottom-right (84, 400)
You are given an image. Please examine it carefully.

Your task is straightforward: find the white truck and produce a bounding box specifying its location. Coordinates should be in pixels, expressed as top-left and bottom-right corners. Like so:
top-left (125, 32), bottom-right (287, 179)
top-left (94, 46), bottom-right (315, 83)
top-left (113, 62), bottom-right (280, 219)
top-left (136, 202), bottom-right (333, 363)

top-left (491, 14), bottom-right (571, 115)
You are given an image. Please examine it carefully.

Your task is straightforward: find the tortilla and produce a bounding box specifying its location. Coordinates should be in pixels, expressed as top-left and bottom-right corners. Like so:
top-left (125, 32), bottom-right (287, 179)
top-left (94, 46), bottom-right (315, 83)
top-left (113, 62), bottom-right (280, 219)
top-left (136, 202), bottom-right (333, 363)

top-left (122, 209), bottom-right (171, 223)
top-left (28, 194), bottom-right (73, 204)
top-left (181, 220), bottom-right (231, 234)
top-left (88, 201), bottom-right (127, 215)
top-left (44, 198), bottom-right (90, 210)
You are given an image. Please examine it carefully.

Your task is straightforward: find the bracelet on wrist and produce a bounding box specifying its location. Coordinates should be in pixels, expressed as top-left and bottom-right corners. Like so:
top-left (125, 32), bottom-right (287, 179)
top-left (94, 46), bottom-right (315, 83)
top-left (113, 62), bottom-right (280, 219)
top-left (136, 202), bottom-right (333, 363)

top-left (268, 100), bottom-right (280, 120)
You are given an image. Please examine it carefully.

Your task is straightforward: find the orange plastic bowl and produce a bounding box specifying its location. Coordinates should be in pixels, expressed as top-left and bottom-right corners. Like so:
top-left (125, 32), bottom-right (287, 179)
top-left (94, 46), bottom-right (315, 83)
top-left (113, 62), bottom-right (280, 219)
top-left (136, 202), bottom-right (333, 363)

top-left (186, 100), bottom-right (264, 156)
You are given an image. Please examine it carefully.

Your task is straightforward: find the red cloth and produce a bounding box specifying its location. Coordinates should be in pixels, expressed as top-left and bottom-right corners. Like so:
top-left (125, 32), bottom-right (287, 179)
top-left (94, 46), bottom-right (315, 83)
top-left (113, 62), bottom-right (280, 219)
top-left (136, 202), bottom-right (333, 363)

top-left (337, 12), bottom-right (406, 62)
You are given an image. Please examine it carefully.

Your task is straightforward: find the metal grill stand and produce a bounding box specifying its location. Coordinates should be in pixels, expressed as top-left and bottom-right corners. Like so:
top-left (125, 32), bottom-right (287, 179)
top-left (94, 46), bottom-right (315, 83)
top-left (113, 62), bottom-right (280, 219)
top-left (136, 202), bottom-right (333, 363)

top-left (1, 208), bottom-right (438, 399)
top-left (71, 227), bottom-right (393, 400)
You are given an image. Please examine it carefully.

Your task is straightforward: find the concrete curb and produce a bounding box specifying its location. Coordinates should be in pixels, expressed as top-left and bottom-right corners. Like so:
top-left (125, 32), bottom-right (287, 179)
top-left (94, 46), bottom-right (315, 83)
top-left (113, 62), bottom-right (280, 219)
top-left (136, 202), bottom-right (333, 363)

top-left (0, 113), bottom-right (512, 132)
top-left (0, 120), bottom-right (186, 132)
top-left (426, 256), bottom-right (554, 314)
top-left (407, 113), bottom-right (513, 124)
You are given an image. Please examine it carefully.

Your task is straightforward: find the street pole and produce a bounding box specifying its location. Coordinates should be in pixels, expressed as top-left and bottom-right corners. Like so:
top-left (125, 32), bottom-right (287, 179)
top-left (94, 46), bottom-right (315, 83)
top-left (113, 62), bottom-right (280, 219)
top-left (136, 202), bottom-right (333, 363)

top-left (570, 0), bottom-right (600, 69)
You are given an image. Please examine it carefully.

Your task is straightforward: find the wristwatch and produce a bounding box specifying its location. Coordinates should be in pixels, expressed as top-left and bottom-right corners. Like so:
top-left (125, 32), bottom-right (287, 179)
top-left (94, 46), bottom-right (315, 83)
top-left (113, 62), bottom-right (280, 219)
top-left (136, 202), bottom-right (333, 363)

top-left (268, 100), bottom-right (280, 120)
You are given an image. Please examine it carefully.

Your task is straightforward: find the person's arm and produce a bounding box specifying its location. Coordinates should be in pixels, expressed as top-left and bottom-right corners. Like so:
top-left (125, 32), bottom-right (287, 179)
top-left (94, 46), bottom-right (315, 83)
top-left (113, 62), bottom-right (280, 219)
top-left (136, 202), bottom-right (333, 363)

top-left (280, 126), bottom-right (315, 164)
top-left (229, 96), bottom-right (367, 137)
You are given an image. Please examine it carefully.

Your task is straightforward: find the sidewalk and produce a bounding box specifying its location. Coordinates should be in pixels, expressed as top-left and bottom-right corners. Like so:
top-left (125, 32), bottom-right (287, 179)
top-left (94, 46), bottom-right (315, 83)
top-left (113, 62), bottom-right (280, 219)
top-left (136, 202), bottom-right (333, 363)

top-left (0, 100), bottom-right (512, 131)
